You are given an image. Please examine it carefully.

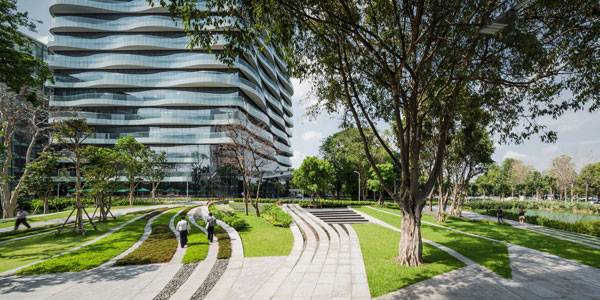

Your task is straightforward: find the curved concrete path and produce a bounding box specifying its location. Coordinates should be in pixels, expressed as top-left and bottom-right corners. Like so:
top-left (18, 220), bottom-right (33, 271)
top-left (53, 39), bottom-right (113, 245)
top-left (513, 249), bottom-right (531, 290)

top-left (0, 207), bottom-right (191, 300)
top-left (210, 204), bottom-right (371, 300)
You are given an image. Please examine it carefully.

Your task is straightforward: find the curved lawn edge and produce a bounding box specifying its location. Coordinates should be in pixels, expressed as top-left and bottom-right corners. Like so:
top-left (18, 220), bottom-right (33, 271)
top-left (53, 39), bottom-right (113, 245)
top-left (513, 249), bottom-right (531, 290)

top-left (16, 209), bottom-right (166, 275)
top-left (115, 207), bottom-right (182, 266)
top-left (236, 212), bottom-right (294, 257)
top-left (355, 206), bottom-right (512, 278)
top-left (352, 223), bottom-right (464, 297)
top-left (369, 205), bottom-right (600, 269)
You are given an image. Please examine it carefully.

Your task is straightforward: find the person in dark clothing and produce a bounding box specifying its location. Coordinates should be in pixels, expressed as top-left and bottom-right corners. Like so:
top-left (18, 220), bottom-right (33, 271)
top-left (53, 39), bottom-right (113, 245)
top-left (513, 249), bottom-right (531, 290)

top-left (206, 212), bottom-right (217, 243)
top-left (518, 207), bottom-right (526, 224)
top-left (496, 207), bottom-right (504, 224)
top-left (14, 207), bottom-right (31, 230)
top-left (176, 216), bottom-right (190, 248)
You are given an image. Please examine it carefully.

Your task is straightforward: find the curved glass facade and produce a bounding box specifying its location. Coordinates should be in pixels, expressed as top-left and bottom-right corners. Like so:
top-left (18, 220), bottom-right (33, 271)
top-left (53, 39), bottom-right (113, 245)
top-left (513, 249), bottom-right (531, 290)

top-left (48, 0), bottom-right (294, 185)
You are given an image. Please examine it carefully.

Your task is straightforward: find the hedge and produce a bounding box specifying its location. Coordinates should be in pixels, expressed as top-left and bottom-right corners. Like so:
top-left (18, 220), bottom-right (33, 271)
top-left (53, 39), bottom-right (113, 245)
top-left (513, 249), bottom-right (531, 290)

top-left (261, 205), bottom-right (292, 227)
top-left (465, 199), bottom-right (600, 214)
top-left (481, 209), bottom-right (600, 237)
top-left (24, 197), bottom-right (171, 213)
top-left (297, 200), bottom-right (380, 208)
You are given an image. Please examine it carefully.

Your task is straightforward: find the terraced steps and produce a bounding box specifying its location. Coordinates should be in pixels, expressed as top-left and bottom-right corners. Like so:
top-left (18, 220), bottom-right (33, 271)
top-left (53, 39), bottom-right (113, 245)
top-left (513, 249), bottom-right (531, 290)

top-left (307, 208), bottom-right (369, 224)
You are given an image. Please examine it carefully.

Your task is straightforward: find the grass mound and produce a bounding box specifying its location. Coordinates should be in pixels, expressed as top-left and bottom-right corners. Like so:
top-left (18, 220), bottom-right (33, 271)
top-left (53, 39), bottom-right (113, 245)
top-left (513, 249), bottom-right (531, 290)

top-left (182, 214), bottom-right (209, 264)
top-left (18, 210), bottom-right (163, 275)
top-left (237, 213), bottom-right (293, 257)
top-left (115, 208), bottom-right (180, 265)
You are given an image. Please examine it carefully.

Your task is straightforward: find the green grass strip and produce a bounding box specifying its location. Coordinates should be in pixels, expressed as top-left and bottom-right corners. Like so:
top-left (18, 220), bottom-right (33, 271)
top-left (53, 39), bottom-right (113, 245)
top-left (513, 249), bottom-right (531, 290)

top-left (17, 210), bottom-right (165, 275)
top-left (182, 208), bottom-right (209, 264)
top-left (355, 206), bottom-right (512, 278)
top-left (236, 213), bottom-right (293, 257)
top-left (373, 206), bottom-right (600, 269)
top-left (0, 212), bottom-right (145, 273)
top-left (216, 226), bottom-right (232, 259)
top-left (353, 223), bottom-right (464, 297)
top-left (115, 207), bottom-right (181, 266)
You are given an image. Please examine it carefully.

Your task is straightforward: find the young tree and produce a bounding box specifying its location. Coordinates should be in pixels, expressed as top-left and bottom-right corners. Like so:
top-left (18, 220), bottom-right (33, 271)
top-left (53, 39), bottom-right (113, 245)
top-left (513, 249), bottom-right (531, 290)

top-left (54, 119), bottom-right (95, 233)
top-left (1, 85), bottom-right (52, 218)
top-left (115, 136), bottom-right (151, 206)
top-left (83, 146), bottom-right (121, 221)
top-left (155, 0), bottom-right (600, 266)
top-left (21, 151), bottom-right (59, 214)
top-left (219, 120), bottom-right (275, 215)
top-left (146, 150), bottom-right (169, 201)
top-left (292, 156), bottom-right (334, 201)
top-left (367, 163), bottom-right (396, 205)
top-left (550, 155), bottom-right (577, 201)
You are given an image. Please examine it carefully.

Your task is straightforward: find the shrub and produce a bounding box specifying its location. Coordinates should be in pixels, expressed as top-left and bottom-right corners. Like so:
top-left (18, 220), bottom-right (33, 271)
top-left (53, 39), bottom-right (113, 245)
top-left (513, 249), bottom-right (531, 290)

top-left (209, 204), bottom-right (249, 231)
top-left (261, 205), bottom-right (292, 227)
top-left (481, 209), bottom-right (600, 237)
top-left (465, 199), bottom-right (600, 214)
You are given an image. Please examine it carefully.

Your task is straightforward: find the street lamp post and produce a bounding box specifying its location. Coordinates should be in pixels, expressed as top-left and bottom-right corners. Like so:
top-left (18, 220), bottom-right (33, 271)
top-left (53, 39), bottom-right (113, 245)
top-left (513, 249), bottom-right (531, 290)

top-left (354, 170), bottom-right (361, 201)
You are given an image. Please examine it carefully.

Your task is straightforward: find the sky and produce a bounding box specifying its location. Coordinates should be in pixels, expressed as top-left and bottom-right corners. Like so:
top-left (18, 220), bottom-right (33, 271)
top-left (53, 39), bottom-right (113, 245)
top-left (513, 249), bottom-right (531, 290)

top-left (17, 0), bottom-right (600, 172)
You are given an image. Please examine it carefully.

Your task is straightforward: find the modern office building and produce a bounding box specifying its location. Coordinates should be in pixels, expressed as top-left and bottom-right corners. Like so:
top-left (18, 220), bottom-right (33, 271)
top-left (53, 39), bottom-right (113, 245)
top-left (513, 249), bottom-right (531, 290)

top-left (47, 0), bottom-right (294, 194)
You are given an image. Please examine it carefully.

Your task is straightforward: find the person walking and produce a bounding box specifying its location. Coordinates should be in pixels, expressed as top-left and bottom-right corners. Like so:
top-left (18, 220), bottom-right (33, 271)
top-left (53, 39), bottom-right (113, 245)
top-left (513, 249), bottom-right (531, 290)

top-left (518, 207), bottom-right (526, 224)
top-left (14, 207), bottom-right (31, 230)
top-left (206, 212), bottom-right (217, 243)
top-left (496, 207), bottom-right (504, 224)
top-left (176, 216), bottom-right (190, 248)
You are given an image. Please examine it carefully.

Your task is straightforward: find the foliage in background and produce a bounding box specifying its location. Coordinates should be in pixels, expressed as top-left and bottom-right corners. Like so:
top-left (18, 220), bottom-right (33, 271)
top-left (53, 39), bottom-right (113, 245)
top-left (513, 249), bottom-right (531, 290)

top-left (291, 156), bottom-right (334, 200)
top-left (209, 204), bottom-right (249, 231)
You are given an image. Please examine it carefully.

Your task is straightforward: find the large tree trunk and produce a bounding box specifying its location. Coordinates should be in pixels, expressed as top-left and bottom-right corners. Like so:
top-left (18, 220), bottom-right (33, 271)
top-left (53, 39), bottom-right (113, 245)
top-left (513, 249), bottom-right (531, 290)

top-left (128, 179), bottom-right (135, 206)
top-left (398, 207), bottom-right (423, 266)
top-left (43, 194), bottom-right (49, 214)
top-left (254, 180), bottom-right (262, 217)
top-left (75, 152), bottom-right (84, 233)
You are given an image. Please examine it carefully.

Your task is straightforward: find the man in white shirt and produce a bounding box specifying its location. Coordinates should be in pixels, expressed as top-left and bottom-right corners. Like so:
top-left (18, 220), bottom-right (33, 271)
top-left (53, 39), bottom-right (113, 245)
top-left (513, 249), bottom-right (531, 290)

top-left (176, 216), bottom-right (190, 248)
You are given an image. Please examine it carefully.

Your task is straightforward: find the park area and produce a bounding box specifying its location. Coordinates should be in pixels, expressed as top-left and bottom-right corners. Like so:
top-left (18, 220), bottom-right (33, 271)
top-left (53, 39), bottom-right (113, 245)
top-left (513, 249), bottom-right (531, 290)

top-left (0, 198), bottom-right (598, 300)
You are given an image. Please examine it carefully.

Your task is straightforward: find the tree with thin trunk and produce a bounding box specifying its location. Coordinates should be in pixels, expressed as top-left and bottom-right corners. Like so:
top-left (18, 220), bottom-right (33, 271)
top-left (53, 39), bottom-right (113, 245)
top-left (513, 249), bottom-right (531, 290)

top-left (550, 155), bottom-right (577, 201)
top-left (155, 0), bottom-right (600, 266)
top-left (83, 146), bottom-right (120, 221)
top-left (147, 150), bottom-right (169, 201)
top-left (21, 150), bottom-right (59, 214)
top-left (115, 136), bottom-right (151, 206)
top-left (54, 118), bottom-right (95, 233)
top-left (1, 84), bottom-right (52, 218)
top-left (219, 119), bottom-right (275, 216)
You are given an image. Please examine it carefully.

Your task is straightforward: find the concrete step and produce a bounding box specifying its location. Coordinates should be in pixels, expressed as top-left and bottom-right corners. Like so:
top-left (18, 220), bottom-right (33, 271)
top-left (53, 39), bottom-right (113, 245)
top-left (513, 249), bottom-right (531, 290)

top-left (308, 208), bottom-right (369, 224)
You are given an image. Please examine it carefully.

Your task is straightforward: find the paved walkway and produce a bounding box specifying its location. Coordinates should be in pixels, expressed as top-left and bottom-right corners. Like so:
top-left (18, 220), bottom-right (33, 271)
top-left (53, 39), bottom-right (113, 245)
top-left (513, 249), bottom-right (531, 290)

top-left (0, 204), bottom-right (179, 234)
top-left (0, 207), bottom-right (188, 300)
top-left (451, 207), bottom-right (600, 249)
top-left (362, 206), bottom-right (600, 300)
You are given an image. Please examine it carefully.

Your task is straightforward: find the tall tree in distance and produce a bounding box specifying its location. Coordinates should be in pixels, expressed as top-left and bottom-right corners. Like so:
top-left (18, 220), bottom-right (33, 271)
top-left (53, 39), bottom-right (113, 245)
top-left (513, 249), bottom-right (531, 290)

top-left (21, 150), bottom-right (59, 214)
top-left (578, 162), bottom-right (600, 201)
top-left (155, 0), bottom-right (600, 266)
top-left (292, 156), bottom-right (334, 202)
top-left (83, 146), bottom-right (121, 221)
top-left (147, 150), bottom-right (169, 201)
top-left (550, 155), bottom-right (577, 201)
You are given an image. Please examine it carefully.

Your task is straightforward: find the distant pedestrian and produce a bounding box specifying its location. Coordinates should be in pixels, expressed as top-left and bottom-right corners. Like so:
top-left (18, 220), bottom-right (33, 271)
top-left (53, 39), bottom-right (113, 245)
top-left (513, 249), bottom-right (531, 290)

top-left (518, 207), bottom-right (526, 224)
top-left (496, 207), bottom-right (504, 224)
top-left (206, 212), bottom-right (217, 243)
top-left (14, 207), bottom-right (31, 230)
top-left (176, 216), bottom-right (190, 248)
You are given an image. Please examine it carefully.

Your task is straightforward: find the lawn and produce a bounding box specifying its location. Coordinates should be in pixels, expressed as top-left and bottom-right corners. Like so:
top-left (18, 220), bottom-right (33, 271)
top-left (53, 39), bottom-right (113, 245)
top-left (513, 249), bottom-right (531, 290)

top-left (355, 206), bottom-right (512, 278)
top-left (370, 206), bottom-right (600, 269)
top-left (236, 213), bottom-right (293, 257)
top-left (0, 211), bottom-right (145, 273)
top-left (17, 210), bottom-right (164, 274)
top-left (216, 225), bottom-right (232, 259)
top-left (115, 207), bottom-right (181, 265)
top-left (353, 223), bottom-right (464, 297)
top-left (182, 215), bottom-right (209, 264)
top-left (0, 210), bottom-right (74, 229)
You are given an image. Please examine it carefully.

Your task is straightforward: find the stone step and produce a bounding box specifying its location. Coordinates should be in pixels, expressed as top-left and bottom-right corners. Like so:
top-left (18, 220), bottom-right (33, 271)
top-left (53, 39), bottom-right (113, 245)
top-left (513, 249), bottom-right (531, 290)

top-left (308, 209), bottom-right (369, 224)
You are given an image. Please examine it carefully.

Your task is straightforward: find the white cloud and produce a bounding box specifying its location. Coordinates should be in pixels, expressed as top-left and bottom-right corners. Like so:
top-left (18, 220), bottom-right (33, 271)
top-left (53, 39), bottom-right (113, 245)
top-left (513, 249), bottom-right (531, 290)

top-left (301, 130), bottom-right (323, 142)
top-left (291, 150), bottom-right (306, 168)
top-left (36, 35), bottom-right (49, 45)
top-left (503, 150), bottom-right (530, 162)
